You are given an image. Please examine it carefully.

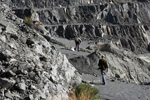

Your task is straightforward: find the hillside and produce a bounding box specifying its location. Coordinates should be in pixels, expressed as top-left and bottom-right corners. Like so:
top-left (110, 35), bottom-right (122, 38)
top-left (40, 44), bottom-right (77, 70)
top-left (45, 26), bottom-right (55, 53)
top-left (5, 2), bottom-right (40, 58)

top-left (0, 0), bottom-right (150, 100)
top-left (0, 3), bottom-right (81, 100)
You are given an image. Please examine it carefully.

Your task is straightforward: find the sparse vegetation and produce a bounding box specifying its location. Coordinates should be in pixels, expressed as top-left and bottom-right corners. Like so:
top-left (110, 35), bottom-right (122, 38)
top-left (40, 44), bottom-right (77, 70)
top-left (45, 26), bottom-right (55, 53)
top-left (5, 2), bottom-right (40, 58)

top-left (69, 83), bottom-right (100, 100)
top-left (24, 16), bottom-right (32, 25)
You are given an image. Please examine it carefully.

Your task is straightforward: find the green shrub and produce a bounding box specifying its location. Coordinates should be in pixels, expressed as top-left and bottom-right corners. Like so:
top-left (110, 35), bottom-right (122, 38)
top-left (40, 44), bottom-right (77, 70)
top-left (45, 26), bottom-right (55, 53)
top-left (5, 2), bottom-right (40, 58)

top-left (75, 83), bottom-right (100, 100)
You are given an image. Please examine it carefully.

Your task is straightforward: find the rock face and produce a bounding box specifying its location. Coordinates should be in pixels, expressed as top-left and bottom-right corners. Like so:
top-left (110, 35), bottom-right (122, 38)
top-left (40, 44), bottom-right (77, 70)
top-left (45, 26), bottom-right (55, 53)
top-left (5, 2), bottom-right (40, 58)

top-left (0, 3), bottom-right (81, 100)
top-left (40, 2), bottom-right (150, 53)
top-left (5, 0), bottom-right (150, 53)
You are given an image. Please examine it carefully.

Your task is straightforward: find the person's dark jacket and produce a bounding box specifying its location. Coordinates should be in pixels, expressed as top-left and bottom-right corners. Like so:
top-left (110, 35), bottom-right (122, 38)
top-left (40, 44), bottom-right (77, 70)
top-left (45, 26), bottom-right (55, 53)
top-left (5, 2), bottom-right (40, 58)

top-left (98, 58), bottom-right (108, 70)
top-left (75, 38), bottom-right (81, 45)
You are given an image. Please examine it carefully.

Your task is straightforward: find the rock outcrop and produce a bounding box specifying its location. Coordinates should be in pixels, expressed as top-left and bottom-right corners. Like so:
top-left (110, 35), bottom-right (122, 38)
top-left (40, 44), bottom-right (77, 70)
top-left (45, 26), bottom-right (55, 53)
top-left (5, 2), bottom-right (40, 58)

top-left (69, 43), bottom-right (150, 84)
top-left (5, 0), bottom-right (150, 53)
top-left (0, 3), bottom-right (81, 100)
top-left (40, 2), bottom-right (150, 53)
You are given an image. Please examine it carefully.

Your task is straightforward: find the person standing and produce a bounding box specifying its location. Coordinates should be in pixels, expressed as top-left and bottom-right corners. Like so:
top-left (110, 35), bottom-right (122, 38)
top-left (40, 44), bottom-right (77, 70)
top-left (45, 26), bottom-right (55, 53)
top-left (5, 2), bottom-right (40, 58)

top-left (74, 37), bottom-right (81, 51)
top-left (98, 55), bottom-right (108, 85)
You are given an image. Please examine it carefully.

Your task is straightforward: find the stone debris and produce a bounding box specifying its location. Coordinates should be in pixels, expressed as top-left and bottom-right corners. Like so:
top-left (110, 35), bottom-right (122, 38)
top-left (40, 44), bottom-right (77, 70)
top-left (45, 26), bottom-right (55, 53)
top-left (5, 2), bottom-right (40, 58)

top-left (0, 3), bottom-right (81, 100)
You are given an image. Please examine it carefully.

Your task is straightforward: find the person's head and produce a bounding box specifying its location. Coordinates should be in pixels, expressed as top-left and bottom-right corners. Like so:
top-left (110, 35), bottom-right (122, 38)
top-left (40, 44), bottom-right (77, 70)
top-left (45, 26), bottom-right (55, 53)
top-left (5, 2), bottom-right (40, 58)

top-left (101, 55), bottom-right (105, 58)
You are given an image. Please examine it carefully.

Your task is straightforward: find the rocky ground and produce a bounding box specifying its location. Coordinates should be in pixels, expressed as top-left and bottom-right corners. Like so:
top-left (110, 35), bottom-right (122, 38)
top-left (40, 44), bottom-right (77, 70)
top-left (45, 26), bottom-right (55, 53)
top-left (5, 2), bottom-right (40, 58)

top-left (52, 36), bottom-right (150, 100)
top-left (96, 79), bottom-right (150, 100)
top-left (81, 73), bottom-right (150, 100)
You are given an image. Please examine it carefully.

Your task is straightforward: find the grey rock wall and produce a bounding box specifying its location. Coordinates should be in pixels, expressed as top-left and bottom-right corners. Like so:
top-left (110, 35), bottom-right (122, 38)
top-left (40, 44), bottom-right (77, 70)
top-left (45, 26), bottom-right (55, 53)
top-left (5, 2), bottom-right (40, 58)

top-left (37, 2), bottom-right (150, 53)
top-left (0, 4), bottom-right (81, 100)
top-left (35, 2), bottom-right (150, 24)
top-left (47, 24), bottom-right (149, 53)
top-left (2, 0), bottom-right (150, 53)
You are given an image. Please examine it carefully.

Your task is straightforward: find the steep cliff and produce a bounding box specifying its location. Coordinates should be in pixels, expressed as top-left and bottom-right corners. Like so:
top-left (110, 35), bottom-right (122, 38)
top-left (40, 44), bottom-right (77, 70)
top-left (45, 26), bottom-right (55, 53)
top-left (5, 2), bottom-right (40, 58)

top-left (0, 3), bottom-right (81, 100)
top-left (38, 2), bottom-right (150, 53)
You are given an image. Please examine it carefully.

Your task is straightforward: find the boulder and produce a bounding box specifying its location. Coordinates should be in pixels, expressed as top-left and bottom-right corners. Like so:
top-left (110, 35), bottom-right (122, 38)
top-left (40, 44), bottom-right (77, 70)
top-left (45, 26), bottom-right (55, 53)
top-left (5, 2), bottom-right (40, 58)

top-left (0, 78), bottom-right (15, 89)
